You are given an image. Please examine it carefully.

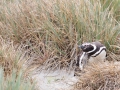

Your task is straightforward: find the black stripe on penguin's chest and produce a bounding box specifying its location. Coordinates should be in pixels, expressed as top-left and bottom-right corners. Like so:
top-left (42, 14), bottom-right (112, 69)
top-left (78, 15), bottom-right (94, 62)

top-left (88, 47), bottom-right (106, 57)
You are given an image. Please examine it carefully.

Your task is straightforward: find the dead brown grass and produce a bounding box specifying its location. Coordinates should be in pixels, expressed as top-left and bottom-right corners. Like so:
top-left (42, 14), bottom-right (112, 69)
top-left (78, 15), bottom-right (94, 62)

top-left (74, 61), bottom-right (120, 90)
top-left (0, 0), bottom-right (120, 73)
top-left (0, 6), bottom-right (120, 90)
top-left (0, 36), bottom-right (27, 76)
top-left (0, 0), bottom-right (120, 90)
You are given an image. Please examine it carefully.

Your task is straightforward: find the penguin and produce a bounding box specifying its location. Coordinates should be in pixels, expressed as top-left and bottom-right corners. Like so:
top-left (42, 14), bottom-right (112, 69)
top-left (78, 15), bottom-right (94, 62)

top-left (76, 41), bottom-right (107, 70)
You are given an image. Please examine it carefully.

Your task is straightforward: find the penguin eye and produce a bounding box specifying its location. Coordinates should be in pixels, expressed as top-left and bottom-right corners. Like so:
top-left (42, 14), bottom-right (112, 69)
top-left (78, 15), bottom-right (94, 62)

top-left (85, 45), bottom-right (88, 48)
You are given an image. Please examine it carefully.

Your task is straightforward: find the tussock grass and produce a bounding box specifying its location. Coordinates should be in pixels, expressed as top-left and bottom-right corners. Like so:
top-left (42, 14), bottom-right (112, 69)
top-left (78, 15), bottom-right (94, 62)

top-left (0, 0), bottom-right (120, 70)
top-left (0, 68), bottom-right (35, 90)
top-left (0, 37), bottom-right (35, 89)
top-left (0, 0), bottom-right (120, 90)
top-left (0, 37), bottom-right (25, 76)
top-left (74, 62), bottom-right (120, 90)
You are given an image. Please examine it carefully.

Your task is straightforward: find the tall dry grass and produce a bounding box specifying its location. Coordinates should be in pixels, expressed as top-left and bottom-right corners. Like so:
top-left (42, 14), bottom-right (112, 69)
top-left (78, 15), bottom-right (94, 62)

top-left (74, 62), bottom-right (120, 90)
top-left (0, 0), bottom-right (120, 69)
top-left (0, 69), bottom-right (35, 90)
top-left (0, 0), bottom-right (120, 89)
top-left (0, 37), bottom-right (35, 89)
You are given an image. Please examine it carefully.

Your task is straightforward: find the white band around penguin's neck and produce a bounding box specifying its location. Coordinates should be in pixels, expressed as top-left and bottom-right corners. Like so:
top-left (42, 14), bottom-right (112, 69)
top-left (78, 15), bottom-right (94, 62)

top-left (91, 46), bottom-right (106, 57)
top-left (87, 44), bottom-right (97, 53)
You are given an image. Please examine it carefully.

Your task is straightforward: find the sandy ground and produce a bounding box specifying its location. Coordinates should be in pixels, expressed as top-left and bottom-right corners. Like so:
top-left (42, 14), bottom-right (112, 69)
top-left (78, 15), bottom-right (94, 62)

top-left (32, 69), bottom-right (78, 90)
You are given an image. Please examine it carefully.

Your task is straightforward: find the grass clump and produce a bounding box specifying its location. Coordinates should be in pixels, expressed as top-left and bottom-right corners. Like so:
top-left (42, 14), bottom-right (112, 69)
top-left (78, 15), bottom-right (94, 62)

top-left (0, 37), bottom-right (26, 76)
top-left (74, 62), bottom-right (120, 90)
top-left (0, 0), bottom-right (120, 89)
top-left (0, 0), bottom-right (119, 49)
top-left (0, 37), bottom-right (35, 90)
top-left (0, 0), bottom-right (120, 70)
top-left (0, 1), bottom-right (119, 43)
top-left (0, 68), bottom-right (35, 90)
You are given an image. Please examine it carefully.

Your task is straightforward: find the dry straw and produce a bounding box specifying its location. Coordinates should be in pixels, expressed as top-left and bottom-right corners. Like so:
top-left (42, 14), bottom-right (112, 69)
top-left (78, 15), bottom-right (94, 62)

top-left (74, 61), bottom-right (120, 90)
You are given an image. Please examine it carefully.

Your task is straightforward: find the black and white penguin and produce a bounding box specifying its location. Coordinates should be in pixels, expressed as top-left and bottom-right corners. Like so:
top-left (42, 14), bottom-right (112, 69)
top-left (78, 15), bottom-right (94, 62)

top-left (76, 41), bottom-right (107, 70)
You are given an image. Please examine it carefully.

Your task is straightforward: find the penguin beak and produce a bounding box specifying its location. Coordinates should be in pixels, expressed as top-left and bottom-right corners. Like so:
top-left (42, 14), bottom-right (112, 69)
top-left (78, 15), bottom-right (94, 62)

top-left (78, 45), bottom-right (84, 49)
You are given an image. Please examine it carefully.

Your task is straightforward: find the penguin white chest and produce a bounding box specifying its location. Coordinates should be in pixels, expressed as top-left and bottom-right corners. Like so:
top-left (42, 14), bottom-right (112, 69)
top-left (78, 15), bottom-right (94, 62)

top-left (89, 50), bottom-right (106, 63)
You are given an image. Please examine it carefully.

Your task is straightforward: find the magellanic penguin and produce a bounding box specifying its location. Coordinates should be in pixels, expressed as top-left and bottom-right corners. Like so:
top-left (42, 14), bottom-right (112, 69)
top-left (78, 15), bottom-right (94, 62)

top-left (76, 41), bottom-right (107, 70)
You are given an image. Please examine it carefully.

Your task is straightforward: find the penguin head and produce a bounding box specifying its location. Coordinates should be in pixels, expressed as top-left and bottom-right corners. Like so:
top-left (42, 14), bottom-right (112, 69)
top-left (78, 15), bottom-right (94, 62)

top-left (79, 43), bottom-right (96, 53)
